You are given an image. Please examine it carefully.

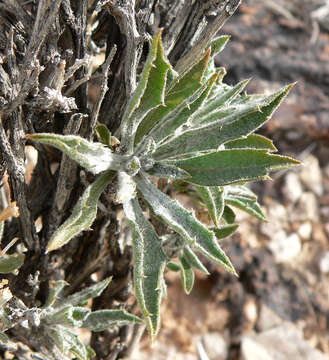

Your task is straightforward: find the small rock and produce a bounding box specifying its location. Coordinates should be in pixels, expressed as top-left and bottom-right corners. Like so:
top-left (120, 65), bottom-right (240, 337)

top-left (200, 333), bottom-right (228, 360)
top-left (257, 304), bottom-right (283, 331)
top-left (291, 192), bottom-right (319, 222)
top-left (205, 304), bottom-right (230, 332)
top-left (266, 200), bottom-right (288, 222)
top-left (241, 336), bottom-right (273, 360)
top-left (300, 155), bottom-right (323, 196)
top-left (261, 201), bottom-right (288, 238)
top-left (283, 172), bottom-right (303, 203)
top-left (320, 206), bottom-right (329, 218)
top-left (297, 222), bottom-right (312, 240)
top-left (135, 344), bottom-right (197, 360)
top-left (244, 297), bottom-right (258, 327)
top-left (319, 251), bottom-right (329, 274)
top-left (268, 232), bottom-right (302, 263)
top-left (312, 223), bottom-right (328, 244)
top-left (241, 322), bottom-right (327, 360)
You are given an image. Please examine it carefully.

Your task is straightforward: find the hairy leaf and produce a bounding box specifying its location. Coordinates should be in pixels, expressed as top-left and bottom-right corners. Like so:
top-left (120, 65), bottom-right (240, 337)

top-left (197, 79), bottom-right (250, 119)
top-left (134, 174), bottom-right (236, 275)
top-left (182, 245), bottom-right (209, 275)
top-left (46, 171), bottom-right (114, 253)
top-left (120, 30), bottom-right (171, 152)
top-left (225, 186), bottom-right (267, 221)
top-left (166, 261), bottom-right (181, 272)
top-left (46, 306), bottom-right (90, 328)
top-left (27, 134), bottom-right (129, 174)
top-left (0, 254), bottom-right (24, 274)
top-left (211, 224), bottom-right (239, 239)
top-left (82, 309), bottom-right (142, 331)
top-left (58, 277), bottom-right (112, 308)
top-left (172, 149), bottom-right (301, 186)
top-left (145, 73), bottom-right (218, 144)
top-left (134, 49), bottom-right (211, 145)
top-left (124, 198), bottom-right (167, 341)
top-left (95, 124), bottom-right (112, 148)
top-left (145, 161), bottom-right (191, 180)
top-left (224, 134), bottom-right (277, 152)
top-left (48, 326), bottom-right (89, 360)
top-left (153, 84), bottom-right (294, 159)
top-left (204, 35), bottom-right (230, 80)
top-left (179, 255), bottom-right (195, 294)
top-left (44, 280), bottom-right (68, 308)
top-left (222, 205), bottom-right (236, 224)
top-left (225, 185), bottom-right (257, 199)
top-left (210, 35), bottom-right (230, 57)
top-left (196, 186), bottom-right (224, 228)
top-left (0, 332), bottom-right (8, 344)
top-left (116, 171), bottom-right (137, 203)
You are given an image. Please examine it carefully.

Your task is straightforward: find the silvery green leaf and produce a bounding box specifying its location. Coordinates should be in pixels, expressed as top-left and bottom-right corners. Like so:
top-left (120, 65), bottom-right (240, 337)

top-left (134, 174), bottom-right (236, 275)
top-left (58, 277), bottom-right (111, 308)
top-left (82, 309), bottom-right (142, 331)
top-left (46, 327), bottom-right (66, 354)
top-left (224, 134), bottom-right (277, 152)
top-left (145, 73), bottom-right (217, 144)
top-left (48, 326), bottom-right (89, 360)
top-left (166, 261), bottom-right (181, 272)
top-left (196, 186), bottom-right (224, 228)
top-left (71, 307), bottom-right (91, 322)
top-left (198, 101), bottom-right (256, 127)
top-left (0, 332), bottom-right (8, 344)
top-left (172, 149), bottom-right (301, 186)
top-left (225, 185), bottom-right (257, 199)
top-left (136, 136), bottom-right (157, 157)
top-left (153, 84), bottom-right (294, 159)
top-left (123, 198), bottom-right (167, 341)
top-left (95, 124), bottom-right (112, 148)
top-left (196, 79), bottom-right (250, 119)
top-left (45, 306), bottom-right (90, 327)
top-left (182, 245), bottom-right (209, 275)
top-left (145, 161), bottom-right (191, 180)
top-left (222, 205), bottom-right (236, 224)
top-left (210, 224), bottom-right (239, 239)
top-left (206, 67), bottom-right (227, 97)
top-left (46, 171), bottom-right (114, 253)
top-left (210, 35), bottom-right (230, 57)
top-left (120, 31), bottom-right (171, 152)
top-left (0, 253), bottom-right (24, 274)
top-left (44, 305), bottom-right (71, 325)
top-left (225, 190), bottom-right (267, 221)
top-left (153, 103), bottom-right (258, 159)
top-left (203, 35), bottom-right (230, 82)
top-left (27, 134), bottom-right (130, 174)
top-left (0, 310), bottom-right (11, 332)
top-left (44, 280), bottom-right (68, 308)
top-left (116, 171), bottom-right (137, 203)
top-left (179, 255), bottom-right (195, 294)
top-left (161, 232), bottom-right (184, 258)
top-left (134, 49), bottom-right (211, 145)
top-left (86, 345), bottom-right (96, 359)
top-left (66, 334), bottom-right (88, 360)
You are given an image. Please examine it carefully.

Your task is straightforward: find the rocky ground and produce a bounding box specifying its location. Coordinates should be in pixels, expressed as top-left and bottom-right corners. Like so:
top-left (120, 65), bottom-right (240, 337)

top-left (3, 1), bottom-right (327, 359)
top-left (135, 1), bottom-right (329, 359)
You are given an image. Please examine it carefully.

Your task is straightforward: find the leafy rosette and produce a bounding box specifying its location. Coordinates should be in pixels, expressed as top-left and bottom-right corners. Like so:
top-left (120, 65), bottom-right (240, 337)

top-left (28, 31), bottom-right (300, 341)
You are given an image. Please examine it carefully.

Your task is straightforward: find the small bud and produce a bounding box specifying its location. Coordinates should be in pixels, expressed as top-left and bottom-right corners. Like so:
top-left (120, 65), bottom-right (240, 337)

top-left (125, 156), bottom-right (141, 177)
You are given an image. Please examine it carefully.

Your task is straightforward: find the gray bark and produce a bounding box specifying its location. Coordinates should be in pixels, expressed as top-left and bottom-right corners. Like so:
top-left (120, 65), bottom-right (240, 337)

top-left (0, 1), bottom-right (241, 358)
